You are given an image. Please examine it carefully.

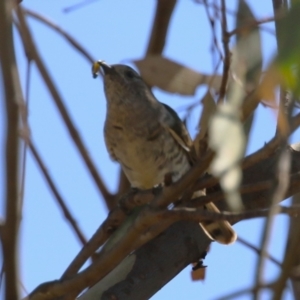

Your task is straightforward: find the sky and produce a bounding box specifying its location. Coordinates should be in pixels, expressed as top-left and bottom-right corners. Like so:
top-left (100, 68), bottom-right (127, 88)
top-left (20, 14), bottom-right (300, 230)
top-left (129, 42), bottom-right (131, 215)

top-left (1, 0), bottom-right (300, 299)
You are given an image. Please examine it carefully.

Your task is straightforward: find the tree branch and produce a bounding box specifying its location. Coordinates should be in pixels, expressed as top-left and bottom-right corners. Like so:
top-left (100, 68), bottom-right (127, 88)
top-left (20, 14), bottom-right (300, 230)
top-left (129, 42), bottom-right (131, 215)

top-left (15, 7), bottom-right (115, 210)
top-left (0, 1), bottom-right (21, 299)
top-left (28, 140), bottom-right (88, 246)
top-left (80, 145), bottom-right (300, 299)
top-left (146, 0), bottom-right (177, 55)
top-left (27, 144), bottom-right (300, 299)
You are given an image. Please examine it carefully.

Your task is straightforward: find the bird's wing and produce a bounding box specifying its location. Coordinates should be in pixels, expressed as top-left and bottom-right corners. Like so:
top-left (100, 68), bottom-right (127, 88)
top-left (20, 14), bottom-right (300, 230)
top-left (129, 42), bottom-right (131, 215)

top-left (161, 103), bottom-right (197, 164)
top-left (104, 124), bottom-right (118, 162)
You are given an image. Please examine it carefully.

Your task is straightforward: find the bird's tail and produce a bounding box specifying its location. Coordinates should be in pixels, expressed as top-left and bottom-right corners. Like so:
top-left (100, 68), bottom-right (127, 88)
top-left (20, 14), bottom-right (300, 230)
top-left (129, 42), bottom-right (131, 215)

top-left (198, 201), bottom-right (237, 245)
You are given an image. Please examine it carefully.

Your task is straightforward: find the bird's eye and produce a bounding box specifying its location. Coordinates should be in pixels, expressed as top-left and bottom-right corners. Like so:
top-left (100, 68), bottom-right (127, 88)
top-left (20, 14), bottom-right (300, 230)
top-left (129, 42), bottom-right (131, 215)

top-left (125, 70), bottom-right (136, 79)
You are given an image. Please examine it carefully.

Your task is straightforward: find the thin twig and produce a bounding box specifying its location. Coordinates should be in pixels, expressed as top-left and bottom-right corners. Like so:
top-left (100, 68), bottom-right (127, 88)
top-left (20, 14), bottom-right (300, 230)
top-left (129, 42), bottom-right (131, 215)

top-left (193, 172), bottom-right (300, 214)
top-left (28, 140), bottom-right (88, 247)
top-left (273, 193), bottom-right (300, 299)
top-left (202, 0), bottom-right (223, 66)
top-left (15, 7), bottom-right (115, 210)
top-left (254, 149), bottom-right (291, 299)
top-left (237, 237), bottom-right (282, 267)
top-left (217, 0), bottom-right (231, 104)
top-left (63, 0), bottom-right (99, 13)
top-left (242, 112), bottom-right (300, 169)
top-left (254, 2), bottom-right (291, 296)
top-left (162, 205), bottom-right (300, 224)
top-left (19, 58), bottom-right (32, 221)
top-left (24, 9), bottom-right (95, 64)
top-left (192, 179), bottom-right (273, 208)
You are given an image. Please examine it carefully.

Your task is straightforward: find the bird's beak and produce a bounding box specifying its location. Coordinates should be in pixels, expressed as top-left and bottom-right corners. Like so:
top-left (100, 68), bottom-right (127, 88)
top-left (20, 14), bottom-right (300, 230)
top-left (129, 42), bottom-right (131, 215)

top-left (92, 60), bottom-right (114, 78)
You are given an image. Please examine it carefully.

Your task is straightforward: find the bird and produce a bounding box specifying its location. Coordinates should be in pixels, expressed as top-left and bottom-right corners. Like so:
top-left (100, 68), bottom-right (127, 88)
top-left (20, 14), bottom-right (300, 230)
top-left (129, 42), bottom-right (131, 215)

top-left (93, 60), bottom-right (237, 245)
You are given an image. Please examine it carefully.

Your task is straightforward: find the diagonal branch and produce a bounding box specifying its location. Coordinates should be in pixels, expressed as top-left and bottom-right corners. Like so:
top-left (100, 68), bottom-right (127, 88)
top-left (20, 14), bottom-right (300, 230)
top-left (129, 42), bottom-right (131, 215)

top-left (15, 7), bottom-right (115, 210)
top-left (28, 140), bottom-right (88, 246)
top-left (24, 8), bottom-right (95, 64)
top-left (79, 145), bottom-right (300, 300)
top-left (0, 1), bottom-right (21, 299)
top-left (217, 0), bottom-right (231, 103)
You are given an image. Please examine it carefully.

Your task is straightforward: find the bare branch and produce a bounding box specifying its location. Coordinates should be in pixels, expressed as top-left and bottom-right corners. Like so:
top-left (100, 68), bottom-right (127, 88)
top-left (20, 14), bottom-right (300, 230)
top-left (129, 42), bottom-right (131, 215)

top-left (19, 59), bottom-right (32, 220)
top-left (217, 0), bottom-right (231, 104)
top-left (0, 0), bottom-right (21, 299)
top-left (24, 9), bottom-right (95, 64)
top-left (242, 112), bottom-right (300, 169)
top-left (146, 0), bottom-right (177, 55)
top-left (273, 193), bottom-right (300, 299)
top-left (61, 207), bottom-right (126, 279)
top-left (237, 237), bottom-right (282, 267)
top-left (255, 146), bottom-right (291, 298)
top-left (15, 7), bottom-right (115, 210)
top-left (28, 140), bottom-right (88, 247)
top-left (62, 189), bottom-right (154, 278)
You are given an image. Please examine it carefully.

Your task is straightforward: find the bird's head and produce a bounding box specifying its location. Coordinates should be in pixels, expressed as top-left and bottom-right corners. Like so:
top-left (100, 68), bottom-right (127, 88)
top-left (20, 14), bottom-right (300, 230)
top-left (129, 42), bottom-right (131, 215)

top-left (93, 61), bottom-right (156, 106)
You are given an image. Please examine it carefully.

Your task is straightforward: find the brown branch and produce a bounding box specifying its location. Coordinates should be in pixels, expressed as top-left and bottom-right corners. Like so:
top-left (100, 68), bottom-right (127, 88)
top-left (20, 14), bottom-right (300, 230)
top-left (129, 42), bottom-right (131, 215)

top-left (255, 149), bottom-right (291, 299)
top-left (28, 151), bottom-right (214, 298)
top-left (193, 172), bottom-right (300, 210)
top-left (19, 59), bottom-right (32, 220)
top-left (28, 201), bottom-right (300, 299)
top-left (155, 205), bottom-right (300, 224)
top-left (254, 2), bottom-right (291, 290)
top-left (24, 8), bottom-right (95, 64)
top-left (217, 0), bottom-right (231, 104)
top-left (146, 0), bottom-right (177, 55)
top-left (62, 189), bottom-right (154, 278)
top-left (242, 112), bottom-right (300, 169)
top-left (81, 145), bottom-right (300, 299)
top-left (80, 221), bottom-right (209, 300)
top-left (237, 237), bottom-right (282, 267)
top-left (63, 162), bottom-right (300, 280)
top-left (15, 7), bottom-right (115, 210)
top-left (274, 192), bottom-right (300, 300)
top-left (61, 208), bottom-right (126, 279)
top-left (28, 142), bottom-right (300, 299)
top-left (288, 193), bottom-right (300, 300)
top-left (202, 0), bottom-right (224, 64)
top-left (0, 1), bottom-right (21, 299)
top-left (28, 140), bottom-right (88, 247)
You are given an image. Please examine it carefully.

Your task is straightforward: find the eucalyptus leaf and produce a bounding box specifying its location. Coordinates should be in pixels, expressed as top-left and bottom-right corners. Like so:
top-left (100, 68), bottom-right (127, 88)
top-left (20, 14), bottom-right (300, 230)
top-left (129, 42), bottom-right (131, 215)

top-left (134, 56), bottom-right (222, 95)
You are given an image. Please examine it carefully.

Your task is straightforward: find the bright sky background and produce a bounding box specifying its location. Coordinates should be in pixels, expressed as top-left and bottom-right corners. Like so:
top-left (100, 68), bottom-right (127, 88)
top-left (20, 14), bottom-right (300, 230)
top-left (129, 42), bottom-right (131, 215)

top-left (1, 0), bottom-right (300, 299)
